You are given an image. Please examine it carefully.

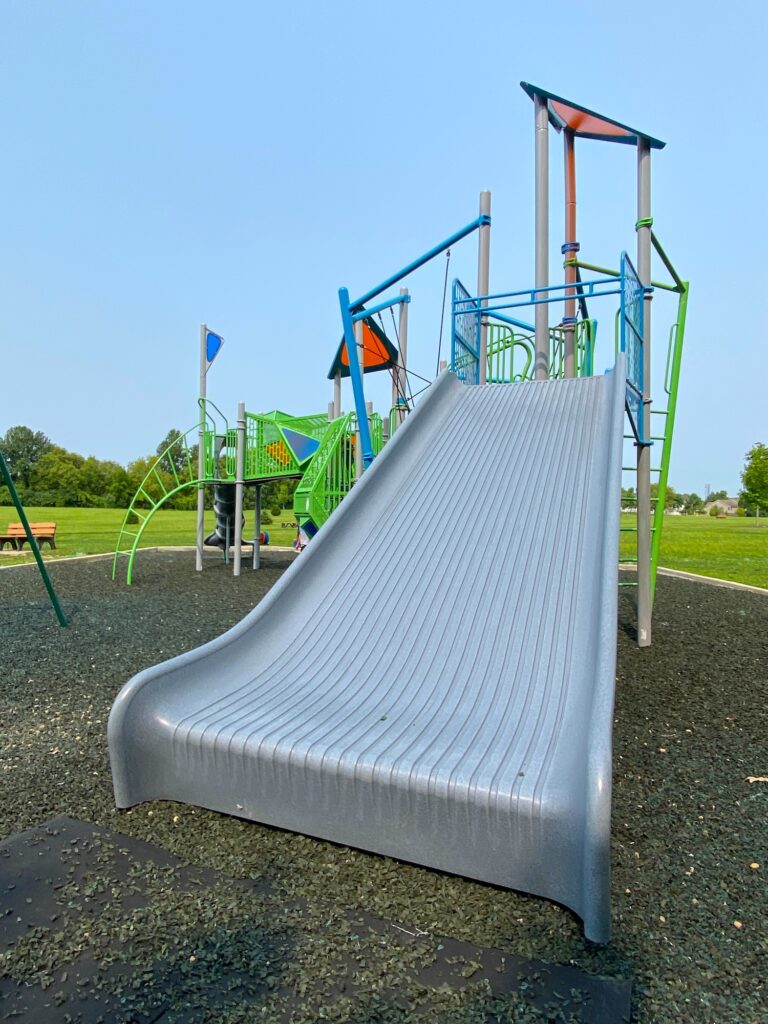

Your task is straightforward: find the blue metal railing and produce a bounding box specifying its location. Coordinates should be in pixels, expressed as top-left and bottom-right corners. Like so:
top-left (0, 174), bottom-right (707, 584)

top-left (619, 252), bottom-right (645, 443)
top-left (338, 213), bottom-right (491, 468)
top-left (452, 279), bottom-right (480, 384)
top-left (451, 253), bottom-right (648, 442)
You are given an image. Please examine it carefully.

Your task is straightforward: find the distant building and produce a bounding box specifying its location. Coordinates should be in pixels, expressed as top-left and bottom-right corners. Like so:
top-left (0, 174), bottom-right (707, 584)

top-left (704, 498), bottom-right (739, 516)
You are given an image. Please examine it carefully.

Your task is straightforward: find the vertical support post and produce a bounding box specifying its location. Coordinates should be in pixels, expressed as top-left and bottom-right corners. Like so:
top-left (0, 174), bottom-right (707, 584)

top-left (636, 139), bottom-right (652, 647)
top-left (0, 453), bottom-right (67, 626)
top-left (233, 401), bottom-right (245, 577)
top-left (338, 288), bottom-right (374, 468)
top-left (534, 93), bottom-right (550, 380)
top-left (477, 190), bottom-right (491, 384)
top-left (354, 320), bottom-right (364, 479)
top-left (253, 484), bottom-right (261, 569)
top-left (366, 399), bottom-right (373, 455)
top-left (396, 287), bottom-right (409, 428)
top-left (196, 324), bottom-right (207, 571)
top-left (328, 401), bottom-right (334, 421)
top-left (333, 372), bottom-right (341, 418)
top-left (563, 129), bottom-right (577, 378)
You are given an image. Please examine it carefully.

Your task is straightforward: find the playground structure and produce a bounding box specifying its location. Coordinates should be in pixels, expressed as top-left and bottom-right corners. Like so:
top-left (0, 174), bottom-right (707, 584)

top-left (112, 314), bottom-right (407, 585)
top-left (109, 84), bottom-right (688, 942)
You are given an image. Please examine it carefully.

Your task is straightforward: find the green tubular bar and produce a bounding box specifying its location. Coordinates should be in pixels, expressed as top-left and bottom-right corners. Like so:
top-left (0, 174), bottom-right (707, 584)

top-left (112, 422), bottom-right (210, 585)
top-left (650, 281), bottom-right (689, 604)
top-left (0, 451), bottom-right (67, 626)
top-left (486, 319), bottom-right (595, 384)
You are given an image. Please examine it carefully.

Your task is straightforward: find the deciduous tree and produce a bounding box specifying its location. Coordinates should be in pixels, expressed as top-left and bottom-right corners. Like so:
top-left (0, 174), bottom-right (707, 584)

top-left (740, 443), bottom-right (768, 515)
top-left (0, 425), bottom-right (52, 487)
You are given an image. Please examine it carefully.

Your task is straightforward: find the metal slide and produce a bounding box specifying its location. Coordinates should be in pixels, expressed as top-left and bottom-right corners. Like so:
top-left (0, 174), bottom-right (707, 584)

top-left (109, 360), bottom-right (625, 942)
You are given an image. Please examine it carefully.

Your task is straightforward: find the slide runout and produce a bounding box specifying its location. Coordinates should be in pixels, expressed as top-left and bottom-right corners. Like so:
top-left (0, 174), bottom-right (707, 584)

top-left (109, 360), bottom-right (625, 942)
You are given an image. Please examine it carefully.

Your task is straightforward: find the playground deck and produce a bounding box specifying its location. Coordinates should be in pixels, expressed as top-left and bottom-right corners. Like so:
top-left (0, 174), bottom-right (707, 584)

top-left (0, 551), bottom-right (765, 1022)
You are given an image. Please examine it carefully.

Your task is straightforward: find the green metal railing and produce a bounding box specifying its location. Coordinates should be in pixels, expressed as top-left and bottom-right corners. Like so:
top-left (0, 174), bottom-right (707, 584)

top-left (294, 415), bottom-right (354, 530)
top-left (294, 412), bottom-right (384, 534)
top-left (114, 399), bottom-right (391, 582)
top-left (112, 415), bottom-right (215, 585)
top-left (486, 318), bottom-right (595, 383)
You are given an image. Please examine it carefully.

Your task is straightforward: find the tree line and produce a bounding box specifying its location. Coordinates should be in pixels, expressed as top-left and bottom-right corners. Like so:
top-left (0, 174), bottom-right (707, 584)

top-left (620, 485), bottom-right (729, 515)
top-left (0, 426), bottom-right (296, 512)
top-left (1, 425), bottom-right (766, 515)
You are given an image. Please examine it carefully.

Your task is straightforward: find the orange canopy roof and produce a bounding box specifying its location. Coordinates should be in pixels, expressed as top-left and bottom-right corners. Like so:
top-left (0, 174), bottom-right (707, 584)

top-left (328, 317), bottom-right (399, 379)
top-left (520, 82), bottom-right (665, 150)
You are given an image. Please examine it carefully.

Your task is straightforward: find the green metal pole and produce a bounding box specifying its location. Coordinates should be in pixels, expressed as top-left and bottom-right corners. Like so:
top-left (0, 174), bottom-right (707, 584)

top-left (0, 453), bottom-right (67, 626)
top-left (650, 282), bottom-right (689, 604)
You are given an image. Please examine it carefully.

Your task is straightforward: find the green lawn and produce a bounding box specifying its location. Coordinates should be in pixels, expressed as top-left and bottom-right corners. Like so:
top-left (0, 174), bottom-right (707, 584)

top-left (620, 513), bottom-right (768, 588)
top-left (0, 506), bottom-right (299, 567)
top-left (2, 507), bottom-right (766, 589)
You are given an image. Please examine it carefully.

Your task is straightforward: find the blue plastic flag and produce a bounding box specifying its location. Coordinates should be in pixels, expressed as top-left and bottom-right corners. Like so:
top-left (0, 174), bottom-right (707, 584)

top-left (206, 330), bottom-right (224, 366)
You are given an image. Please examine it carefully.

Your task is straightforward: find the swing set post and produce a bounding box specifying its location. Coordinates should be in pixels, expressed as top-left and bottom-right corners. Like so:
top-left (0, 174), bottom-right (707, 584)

top-left (0, 452), bottom-right (67, 627)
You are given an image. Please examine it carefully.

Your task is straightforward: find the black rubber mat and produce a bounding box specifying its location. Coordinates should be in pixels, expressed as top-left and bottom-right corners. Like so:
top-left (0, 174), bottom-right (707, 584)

top-left (0, 818), bottom-right (632, 1022)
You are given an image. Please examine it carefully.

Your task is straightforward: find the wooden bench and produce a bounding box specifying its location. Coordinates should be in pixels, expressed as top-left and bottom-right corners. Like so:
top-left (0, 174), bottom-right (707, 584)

top-left (0, 522), bottom-right (57, 551)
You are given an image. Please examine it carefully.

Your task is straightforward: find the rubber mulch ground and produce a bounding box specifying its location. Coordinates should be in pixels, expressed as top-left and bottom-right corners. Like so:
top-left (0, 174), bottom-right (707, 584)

top-left (0, 551), bottom-right (766, 1023)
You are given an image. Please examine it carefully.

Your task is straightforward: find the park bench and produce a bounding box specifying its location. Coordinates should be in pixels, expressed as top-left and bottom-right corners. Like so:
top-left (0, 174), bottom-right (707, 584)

top-left (0, 522), bottom-right (57, 551)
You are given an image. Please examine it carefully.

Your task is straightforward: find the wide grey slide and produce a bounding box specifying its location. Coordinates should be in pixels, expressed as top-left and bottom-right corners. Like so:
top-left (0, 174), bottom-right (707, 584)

top-left (109, 360), bottom-right (625, 942)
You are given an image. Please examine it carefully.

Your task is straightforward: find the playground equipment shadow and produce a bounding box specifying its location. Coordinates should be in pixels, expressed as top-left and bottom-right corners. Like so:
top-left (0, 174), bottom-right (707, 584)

top-left (0, 551), bottom-right (765, 1022)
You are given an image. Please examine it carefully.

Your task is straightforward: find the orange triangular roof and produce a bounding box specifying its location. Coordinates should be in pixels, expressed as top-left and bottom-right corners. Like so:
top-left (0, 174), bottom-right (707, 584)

top-left (328, 317), bottom-right (399, 379)
top-left (521, 82), bottom-right (665, 149)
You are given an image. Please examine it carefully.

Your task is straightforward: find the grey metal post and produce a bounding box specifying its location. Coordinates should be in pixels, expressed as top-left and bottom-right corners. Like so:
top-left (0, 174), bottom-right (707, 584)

top-left (333, 372), bottom-right (341, 418)
top-left (328, 401), bottom-right (335, 421)
top-left (253, 484), bottom-right (261, 570)
top-left (233, 401), bottom-right (245, 577)
top-left (396, 287), bottom-right (408, 428)
top-left (563, 129), bottom-right (577, 379)
top-left (196, 324), bottom-right (207, 571)
top-left (354, 321), bottom-right (364, 478)
top-left (534, 93), bottom-right (550, 380)
top-left (477, 190), bottom-right (491, 384)
top-left (636, 139), bottom-right (652, 647)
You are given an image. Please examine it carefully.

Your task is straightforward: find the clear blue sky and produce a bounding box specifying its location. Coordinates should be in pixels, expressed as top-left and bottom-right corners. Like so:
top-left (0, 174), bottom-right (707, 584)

top-left (1, 0), bottom-right (764, 495)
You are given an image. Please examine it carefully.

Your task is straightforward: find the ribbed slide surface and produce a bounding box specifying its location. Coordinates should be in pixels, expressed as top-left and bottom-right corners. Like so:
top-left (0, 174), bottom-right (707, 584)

top-left (109, 362), bottom-right (625, 942)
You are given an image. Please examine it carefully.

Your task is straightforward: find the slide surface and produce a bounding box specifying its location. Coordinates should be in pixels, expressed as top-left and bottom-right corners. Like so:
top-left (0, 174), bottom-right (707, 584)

top-left (109, 361), bottom-right (625, 942)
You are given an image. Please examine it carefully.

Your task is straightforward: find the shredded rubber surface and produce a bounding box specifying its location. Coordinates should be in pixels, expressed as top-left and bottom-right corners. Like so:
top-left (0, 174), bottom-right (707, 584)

top-left (1, 551), bottom-right (766, 1022)
top-left (0, 817), bottom-right (631, 1023)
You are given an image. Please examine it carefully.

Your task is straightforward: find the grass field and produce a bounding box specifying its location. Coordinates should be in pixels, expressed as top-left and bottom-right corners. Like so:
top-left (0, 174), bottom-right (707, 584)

top-left (0, 506), bottom-right (299, 568)
top-left (619, 513), bottom-right (768, 588)
top-left (1, 506), bottom-right (766, 588)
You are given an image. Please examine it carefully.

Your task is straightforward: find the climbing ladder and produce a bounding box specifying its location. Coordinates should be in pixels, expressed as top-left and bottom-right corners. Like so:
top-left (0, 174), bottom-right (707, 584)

top-left (609, 243), bottom-right (689, 601)
top-left (451, 239), bottom-right (688, 610)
